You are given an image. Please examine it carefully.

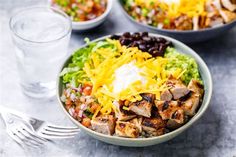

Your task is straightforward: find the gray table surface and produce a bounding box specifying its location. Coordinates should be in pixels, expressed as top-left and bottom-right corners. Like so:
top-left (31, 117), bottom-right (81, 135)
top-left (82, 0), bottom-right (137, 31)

top-left (1, 0), bottom-right (236, 157)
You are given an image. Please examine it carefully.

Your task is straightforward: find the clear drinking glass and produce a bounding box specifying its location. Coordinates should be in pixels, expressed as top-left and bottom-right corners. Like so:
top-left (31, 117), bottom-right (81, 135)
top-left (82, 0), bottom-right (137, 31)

top-left (9, 7), bottom-right (71, 98)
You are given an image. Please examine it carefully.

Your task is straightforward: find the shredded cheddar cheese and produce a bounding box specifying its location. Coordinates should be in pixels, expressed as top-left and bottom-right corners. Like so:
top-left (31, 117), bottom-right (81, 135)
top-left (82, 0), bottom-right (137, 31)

top-left (134, 0), bottom-right (207, 18)
top-left (82, 39), bottom-right (184, 116)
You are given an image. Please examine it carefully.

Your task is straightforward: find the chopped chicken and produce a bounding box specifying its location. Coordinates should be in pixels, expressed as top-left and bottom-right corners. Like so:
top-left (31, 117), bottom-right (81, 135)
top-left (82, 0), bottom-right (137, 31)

top-left (129, 117), bottom-right (143, 132)
top-left (219, 9), bottom-right (236, 22)
top-left (187, 79), bottom-right (204, 97)
top-left (142, 117), bottom-right (166, 136)
top-left (205, 12), bottom-right (224, 27)
top-left (160, 90), bottom-right (173, 101)
top-left (91, 115), bottom-right (116, 135)
top-left (174, 15), bottom-right (193, 30)
top-left (115, 121), bottom-right (140, 138)
top-left (166, 119), bottom-right (183, 129)
top-left (180, 79), bottom-right (204, 116)
top-left (206, 0), bottom-right (222, 12)
top-left (221, 0), bottom-right (236, 11)
top-left (181, 92), bottom-right (201, 116)
top-left (155, 101), bottom-right (185, 125)
top-left (193, 16), bottom-right (199, 30)
top-left (129, 100), bottom-right (152, 117)
top-left (166, 76), bottom-right (190, 100)
top-left (113, 101), bottom-right (136, 121)
top-left (212, 0), bottom-right (222, 9)
top-left (141, 93), bottom-right (155, 103)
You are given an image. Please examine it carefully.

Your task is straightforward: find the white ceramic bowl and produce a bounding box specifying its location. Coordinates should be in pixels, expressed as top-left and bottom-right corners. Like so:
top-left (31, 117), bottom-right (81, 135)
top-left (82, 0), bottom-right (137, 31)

top-left (57, 33), bottom-right (213, 147)
top-left (72, 0), bottom-right (113, 31)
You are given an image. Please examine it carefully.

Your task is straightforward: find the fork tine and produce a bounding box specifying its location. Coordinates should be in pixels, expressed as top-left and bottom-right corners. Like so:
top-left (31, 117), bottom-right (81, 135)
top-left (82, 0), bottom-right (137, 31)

top-left (21, 126), bottom-right (48, 142)
top-left (39, 132), bottom-right (75, 139)
top-left (13, 129), bottom-right (42, 147)
top-left (7, 130), bottom-right (24, 146)
top-left (19, 127), bottom-right (46, 145)
top-left (44, 126), bottom-right (80, 133)
top-left (47, 124), bottom-right (79, 130)
top-left (41, 129), bottom-right (78, 136)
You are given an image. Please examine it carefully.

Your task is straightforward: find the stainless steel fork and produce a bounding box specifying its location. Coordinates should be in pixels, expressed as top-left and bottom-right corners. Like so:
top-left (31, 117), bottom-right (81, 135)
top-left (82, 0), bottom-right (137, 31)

top-left (1, 112), bottom-right (47, 147)
top-left (0, 106), bottom-right (80, 140)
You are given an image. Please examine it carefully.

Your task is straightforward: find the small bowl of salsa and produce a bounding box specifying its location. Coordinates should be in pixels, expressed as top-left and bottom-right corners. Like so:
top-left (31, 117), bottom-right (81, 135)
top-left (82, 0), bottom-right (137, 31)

top-left (51, 0), bottom-right (113, 30)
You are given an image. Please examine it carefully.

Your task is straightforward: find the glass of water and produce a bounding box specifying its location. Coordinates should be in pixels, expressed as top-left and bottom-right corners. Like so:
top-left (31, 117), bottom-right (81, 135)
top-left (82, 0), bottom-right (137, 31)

top-left (9, 7), bottom-right (71, 98)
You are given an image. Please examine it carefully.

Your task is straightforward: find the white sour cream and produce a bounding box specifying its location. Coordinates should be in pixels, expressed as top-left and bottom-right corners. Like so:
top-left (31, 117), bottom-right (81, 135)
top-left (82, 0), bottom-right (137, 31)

top-left (112, 62), bottom-right (146, 94)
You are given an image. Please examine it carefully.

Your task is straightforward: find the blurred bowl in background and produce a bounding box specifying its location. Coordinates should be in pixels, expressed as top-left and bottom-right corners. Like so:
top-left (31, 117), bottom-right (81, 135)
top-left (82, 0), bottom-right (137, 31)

top-left (50, 0), bottom-right (113, 31)
top-left (118, 0), bottom-right (236, 43)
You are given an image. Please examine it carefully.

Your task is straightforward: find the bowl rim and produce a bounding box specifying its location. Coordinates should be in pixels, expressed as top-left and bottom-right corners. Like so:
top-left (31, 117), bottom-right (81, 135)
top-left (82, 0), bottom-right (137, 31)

top-left (118, 0), bottom-right (236, 34)
top-left (57, 33), bottom-right (213, 142)
top-left (71, 0), bottom-right (113, 26)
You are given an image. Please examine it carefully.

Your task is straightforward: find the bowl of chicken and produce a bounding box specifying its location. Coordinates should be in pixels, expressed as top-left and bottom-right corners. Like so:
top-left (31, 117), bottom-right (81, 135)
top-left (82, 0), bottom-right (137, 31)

top-left (57, 32), bottom-right (213, 147)
top-left (119, 0), bottom-right (236, 43)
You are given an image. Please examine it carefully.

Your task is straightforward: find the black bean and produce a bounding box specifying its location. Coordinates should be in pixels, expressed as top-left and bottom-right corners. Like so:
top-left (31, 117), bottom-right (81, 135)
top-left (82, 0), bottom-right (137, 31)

top-left (143, 37), bottom-right (152, 43)
top-left (162, 101), bottom-right (169, 111)
top-left (139, 44), bottom-right (147, 52)
top-left (120, 38), bottom-right (131, 46)
top-left (146, 44), bottom-right (151, 49)
top-left (152, 50), bottom-right (163, 57)
top-left (123, 32), bottom-right (131, 37)
top-left (110, 34), bottom-right (120, 40)
top-left (132, 32), bottom-right (141, 40)
top-left (141, 32), bottom-right (148, 37)
top-left (136, 40), bottom-right (145, 45)
top-left (165, 41), bottom-right (173, 47)
top-left (113, 32), bottom-right (172, 58)
top-left (156, 37), bottom-right (167, 43)
top-left (131, 41), bottom-right (138, 47)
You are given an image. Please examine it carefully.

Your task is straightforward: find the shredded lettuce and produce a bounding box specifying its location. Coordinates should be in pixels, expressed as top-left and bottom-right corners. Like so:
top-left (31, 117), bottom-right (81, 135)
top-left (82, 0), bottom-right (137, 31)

top-left (60, 39), bottom-right (116, 87)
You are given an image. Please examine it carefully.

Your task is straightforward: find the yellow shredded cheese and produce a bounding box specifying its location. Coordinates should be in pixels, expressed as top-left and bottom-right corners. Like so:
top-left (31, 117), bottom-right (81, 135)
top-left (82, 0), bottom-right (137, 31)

top-left (82, 39), bottom-right (184, 116)
top-left (134, 0), bottom-right (207, 18)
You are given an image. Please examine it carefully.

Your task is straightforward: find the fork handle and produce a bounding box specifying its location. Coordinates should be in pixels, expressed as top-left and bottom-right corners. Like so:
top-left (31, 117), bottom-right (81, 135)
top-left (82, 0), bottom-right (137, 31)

top-left (1, 112), bottom-right (14, 125)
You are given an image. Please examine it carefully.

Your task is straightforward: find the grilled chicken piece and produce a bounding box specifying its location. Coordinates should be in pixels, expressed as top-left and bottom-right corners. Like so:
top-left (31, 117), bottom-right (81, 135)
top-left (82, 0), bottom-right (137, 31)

top-left (181, 92), bottom-right (201, 116)
top-left (180, 79), bottom-right (204, 116)
top-left (212, 0), bottom-right (222, 9)
top-left (219, 9), bottom-right (236, 22)
top-left (166, 76), bottom-right (190, 100)
top-left (142, 117), bottom-right (166, 136)
top-left (193, 16), bottom-right (199, 30)
top-left (160, 90), bottom-right (173, 101)
top-left (91, 115), bottom-right (116, 135)
top-left (141, 93), bottom-right (155, 103)
top-left (206, 0), bottom-right (222, 11)
top-left (115, 121), bottom-right (139, 138)
top-left (129, 117), bottom-right (143, 132)
top-left (129, 100), bottom-right (152, 117)
top-left (221, 0), bottom-right (236, 11)
top-left (166, 119), bottom-right (183, 129)
top-left (155, 101), bottom-right (185, 125)
top-left (113, 101), bottom-right (136, 121)
top-left (174, 15), bottom-right (193, 30)
top-left (205, 11), bottom-right (224, 27)
top-left (187, 79), bottom-right (204, 97)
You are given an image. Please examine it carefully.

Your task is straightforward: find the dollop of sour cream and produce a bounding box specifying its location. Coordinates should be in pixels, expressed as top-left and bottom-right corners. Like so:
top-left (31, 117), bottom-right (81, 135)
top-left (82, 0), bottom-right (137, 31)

top-left (112, 62), bottom-right (146, 94)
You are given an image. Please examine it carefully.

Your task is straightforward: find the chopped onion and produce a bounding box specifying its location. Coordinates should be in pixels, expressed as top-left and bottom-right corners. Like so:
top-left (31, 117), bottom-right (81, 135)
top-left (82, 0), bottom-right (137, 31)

top-left (69, 108), bottom-right (75, 116)
top-left (70, 93), bottom-right (76, 101)
top-left (78, 110), bottom-right (83, 118)
top-left (80, 104), bottom-right (87, 110)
